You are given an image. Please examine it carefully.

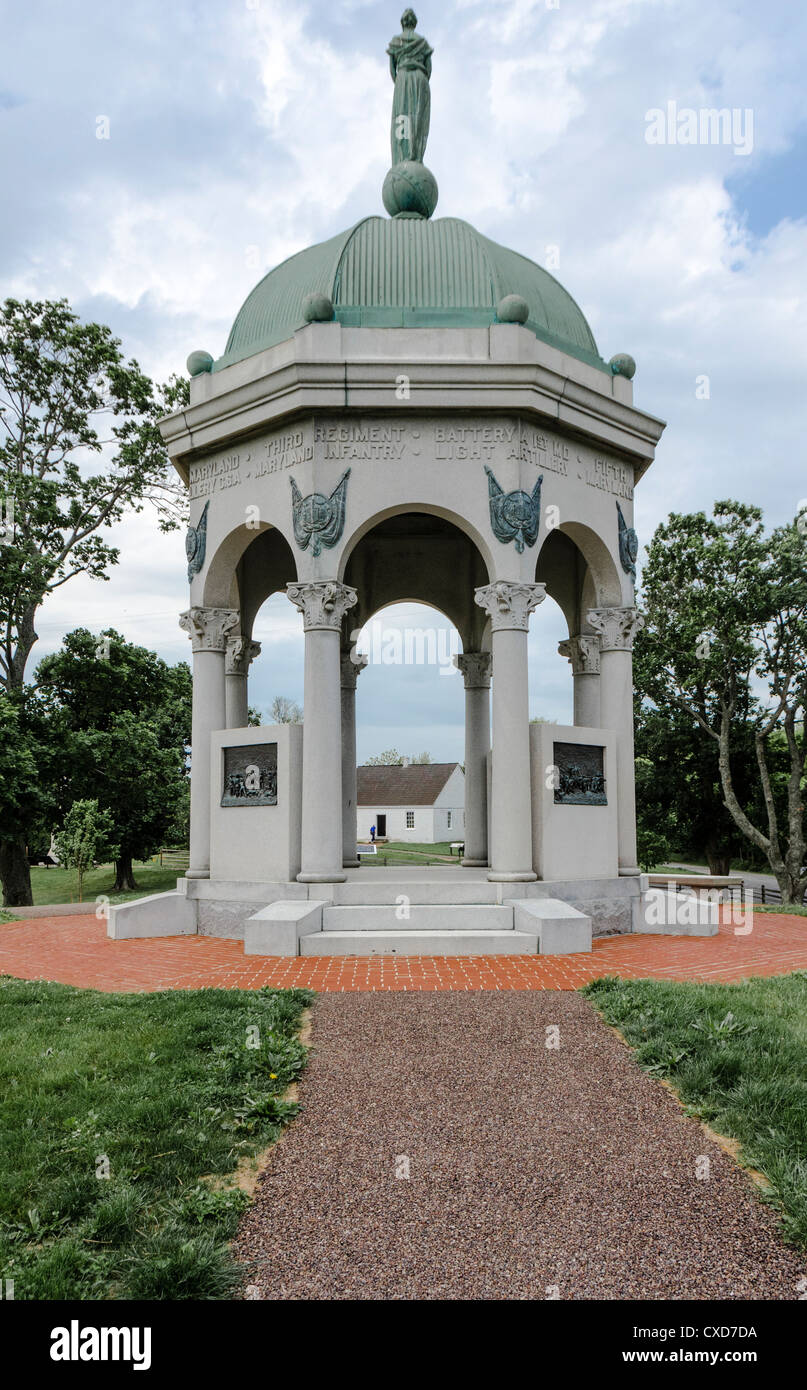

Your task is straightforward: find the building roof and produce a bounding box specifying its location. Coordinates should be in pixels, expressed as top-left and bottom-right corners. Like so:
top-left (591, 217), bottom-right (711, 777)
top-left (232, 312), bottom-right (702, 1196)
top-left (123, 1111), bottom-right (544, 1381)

top-left (216, 216), bottom-right (605, 374)
top-left (357, 761), bottom-right (461, 807)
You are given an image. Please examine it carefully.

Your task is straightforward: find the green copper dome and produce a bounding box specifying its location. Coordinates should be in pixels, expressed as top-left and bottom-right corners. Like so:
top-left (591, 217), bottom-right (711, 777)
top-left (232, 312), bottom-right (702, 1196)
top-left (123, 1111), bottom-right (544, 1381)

top-left (216, 216), bottom-right (607, 374)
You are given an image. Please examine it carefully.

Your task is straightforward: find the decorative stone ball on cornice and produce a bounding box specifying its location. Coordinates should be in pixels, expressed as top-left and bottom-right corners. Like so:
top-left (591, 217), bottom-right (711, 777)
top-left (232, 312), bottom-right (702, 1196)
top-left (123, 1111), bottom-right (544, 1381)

top-left (609, 353), bottom-right (636, 380)
top-left (187, 350), bottom-right (214, 376)
top-left (382, 159), bottom-right (439, 220)
top-left (302, 292), bottom-right (335, 323)
top-left (496, 294), bottom-right (529, 324)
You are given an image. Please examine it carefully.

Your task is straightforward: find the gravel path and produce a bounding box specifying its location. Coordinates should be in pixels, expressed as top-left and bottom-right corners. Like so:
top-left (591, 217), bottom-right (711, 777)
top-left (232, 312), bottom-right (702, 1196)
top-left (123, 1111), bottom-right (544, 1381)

top-left (234, 993), bottom-right (806, 1300)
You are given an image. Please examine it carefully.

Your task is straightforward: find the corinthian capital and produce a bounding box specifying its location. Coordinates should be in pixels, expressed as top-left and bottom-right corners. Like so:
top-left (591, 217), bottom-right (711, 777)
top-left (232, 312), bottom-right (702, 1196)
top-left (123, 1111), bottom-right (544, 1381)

top-left (340, 649), bottom-right (369, 689)
top-left (587, 606), bottom-right (644, 652)
top-left (179, 606), bottom-right (240, 653)
top-left (286, 580), bottom-right (358, 632)
top-left (558, 635), bottom-right (600, 675)
top-left (225, 636), bottom-right (262, 676)
top-left (454, 651), bottom-right (492, 688)
top-left (474, 581), bottom-right (546, 632)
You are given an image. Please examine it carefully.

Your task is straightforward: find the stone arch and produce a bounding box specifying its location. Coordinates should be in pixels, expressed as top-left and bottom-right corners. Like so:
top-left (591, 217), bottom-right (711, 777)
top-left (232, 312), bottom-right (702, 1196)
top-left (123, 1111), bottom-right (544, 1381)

top-left (342, 508), bottom-right (491, 652)
top-left (534, 521), bottom-right (622, 634)
top-left (203, 524), bottom-right (298, 632)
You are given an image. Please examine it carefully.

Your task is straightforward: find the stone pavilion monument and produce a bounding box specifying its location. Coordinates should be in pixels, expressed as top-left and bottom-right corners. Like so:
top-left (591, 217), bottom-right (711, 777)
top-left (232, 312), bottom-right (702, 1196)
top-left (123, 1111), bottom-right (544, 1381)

top-left (110, 11), bottom-right (666, 956)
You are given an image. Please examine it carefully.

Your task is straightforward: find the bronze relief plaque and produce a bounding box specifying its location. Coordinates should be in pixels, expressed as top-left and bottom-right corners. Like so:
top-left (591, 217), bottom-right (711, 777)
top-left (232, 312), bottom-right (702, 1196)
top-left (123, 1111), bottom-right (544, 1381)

top-left (553, 742), bottom-right (607, 806)
top-left (221, 743), bottom-right (278, 807)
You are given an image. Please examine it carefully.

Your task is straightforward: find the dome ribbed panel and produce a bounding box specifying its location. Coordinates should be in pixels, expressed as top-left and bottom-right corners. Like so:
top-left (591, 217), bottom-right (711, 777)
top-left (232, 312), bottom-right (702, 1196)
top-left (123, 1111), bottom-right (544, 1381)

top-left (216, 214), bottom-right (604, 371)
top-left (476, 231), bottom-right (599, 356)
top-left (221, 226), bottom-right (354, 362)
top-left (334, 218), bottom-right (493, 309)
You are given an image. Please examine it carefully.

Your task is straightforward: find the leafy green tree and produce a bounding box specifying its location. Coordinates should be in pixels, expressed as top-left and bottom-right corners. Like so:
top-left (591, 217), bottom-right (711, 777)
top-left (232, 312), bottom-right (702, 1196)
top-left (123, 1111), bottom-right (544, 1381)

top-left (633, 702), bottom-right (767, 874)
top-left (36, 629), bottom-right (192, 891)
top-left (53, 799), bottom-right (118, 903)
top-left (0, 297), bottom-right (187, 903)
top-left (0, 692), bottom-right (56, 904)
top-left (637, 501), bottom-right (807, 903)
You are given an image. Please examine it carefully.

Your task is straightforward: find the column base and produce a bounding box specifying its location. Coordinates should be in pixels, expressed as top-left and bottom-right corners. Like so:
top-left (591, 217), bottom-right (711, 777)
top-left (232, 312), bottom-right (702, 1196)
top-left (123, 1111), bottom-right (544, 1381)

top-left (487, 870), bottom-right (538, 883)
top-left (297, 871), bottom-right (347, 884)
top-left (185, 869), bottom-right (210, 880)
top-left (342, 859), bottom-right (361, 869)
top-left (619, 866), bottom-right (641, 877)
top-left (461, 857), bottom-right (488, 868)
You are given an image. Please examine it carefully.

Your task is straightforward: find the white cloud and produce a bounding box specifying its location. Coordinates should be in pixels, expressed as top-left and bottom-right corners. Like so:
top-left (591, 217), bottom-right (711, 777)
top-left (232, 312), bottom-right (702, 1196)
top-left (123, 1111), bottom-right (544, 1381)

top-left (2, 0), bottom-right (806, 746)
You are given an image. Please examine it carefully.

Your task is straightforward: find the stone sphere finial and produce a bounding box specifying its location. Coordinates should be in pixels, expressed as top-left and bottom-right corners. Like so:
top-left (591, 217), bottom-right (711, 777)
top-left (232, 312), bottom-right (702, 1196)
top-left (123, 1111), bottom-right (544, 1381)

top-left (497, 294), bottom-right (529, 324)
top-left (302, 292), bottom-right (335, 323)
top-left (609, 352), bottom-right (636, 380)
top-left (382, 160), bottom-right (438, 219)
top-left (187, 350), bottom-right (213, 377)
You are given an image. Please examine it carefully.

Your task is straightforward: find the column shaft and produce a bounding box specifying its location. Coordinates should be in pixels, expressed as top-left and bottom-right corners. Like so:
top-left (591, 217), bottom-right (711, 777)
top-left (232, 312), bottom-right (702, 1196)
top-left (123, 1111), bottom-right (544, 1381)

top-left (225, 673), bottom-right (248, 729)
top-left (287, 582), bottom-right (358, 885)
top-left (341, 652), bottom-right (367, 868)
top-left (179, 607), bottom-right (239, 880)
top-left (587, 607), bottom-right (643, 876)
top-left (455, 652), bottom-right (492, 867)
top-left (475, 583), bottom-right (545, 882)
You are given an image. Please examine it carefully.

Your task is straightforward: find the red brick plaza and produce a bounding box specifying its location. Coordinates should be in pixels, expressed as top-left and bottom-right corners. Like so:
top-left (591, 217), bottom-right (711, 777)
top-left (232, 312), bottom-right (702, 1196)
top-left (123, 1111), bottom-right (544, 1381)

top-left (1, 910), bottom-right (805, 992)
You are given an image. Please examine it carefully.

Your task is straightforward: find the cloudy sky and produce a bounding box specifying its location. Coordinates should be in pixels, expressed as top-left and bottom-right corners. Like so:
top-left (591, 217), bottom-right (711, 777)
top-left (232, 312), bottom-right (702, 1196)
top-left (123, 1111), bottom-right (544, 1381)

top-left (3, 0), bottom-right (805, 761)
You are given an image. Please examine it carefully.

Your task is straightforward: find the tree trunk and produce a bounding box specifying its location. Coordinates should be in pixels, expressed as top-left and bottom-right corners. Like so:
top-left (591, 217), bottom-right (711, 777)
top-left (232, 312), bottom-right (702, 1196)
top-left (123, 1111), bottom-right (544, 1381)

top-left (113, 854), bottom-right (138, 892)
top-left (0, 835), bottom-right (33, 906)
top-left (704, 837), bottom-right (732, 876)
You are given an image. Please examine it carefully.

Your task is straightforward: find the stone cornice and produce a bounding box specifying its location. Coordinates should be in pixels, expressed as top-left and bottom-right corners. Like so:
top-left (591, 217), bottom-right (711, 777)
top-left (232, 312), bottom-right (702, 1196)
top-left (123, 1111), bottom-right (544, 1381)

top-left (161, 334), bottom-right (666, 485)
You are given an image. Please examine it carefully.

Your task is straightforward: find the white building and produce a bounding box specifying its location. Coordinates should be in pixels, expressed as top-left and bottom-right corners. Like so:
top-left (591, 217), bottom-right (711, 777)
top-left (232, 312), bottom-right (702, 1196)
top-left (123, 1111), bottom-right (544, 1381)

top-left (356, 763), bottom-right (465, 844)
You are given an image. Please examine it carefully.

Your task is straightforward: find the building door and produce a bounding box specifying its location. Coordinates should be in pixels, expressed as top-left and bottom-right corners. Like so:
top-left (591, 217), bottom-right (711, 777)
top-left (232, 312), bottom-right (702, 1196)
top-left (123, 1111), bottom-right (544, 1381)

top-left (376, 814), bottom-right (387, 837)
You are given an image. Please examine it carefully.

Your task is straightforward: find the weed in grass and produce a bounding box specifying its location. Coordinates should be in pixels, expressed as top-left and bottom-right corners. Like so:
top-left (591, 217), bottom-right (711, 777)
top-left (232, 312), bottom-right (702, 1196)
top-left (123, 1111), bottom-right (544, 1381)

top-left (0, 978), bottom-right (312, 1299)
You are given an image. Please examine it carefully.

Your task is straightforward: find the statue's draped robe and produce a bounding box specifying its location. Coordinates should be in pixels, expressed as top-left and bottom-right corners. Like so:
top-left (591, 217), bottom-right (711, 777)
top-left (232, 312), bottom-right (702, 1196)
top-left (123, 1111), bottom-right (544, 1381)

top-left (388, 32), bottom-right (433, 164)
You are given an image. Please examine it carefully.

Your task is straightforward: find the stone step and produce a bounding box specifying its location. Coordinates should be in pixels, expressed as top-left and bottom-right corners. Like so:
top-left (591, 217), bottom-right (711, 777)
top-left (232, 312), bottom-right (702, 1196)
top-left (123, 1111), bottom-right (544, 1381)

top-left (329, 879), bottom-right (502, 906)
top-left (300, 930), bottom-right (540, 957)
top-left (321, 903), bottom-right (512, 931)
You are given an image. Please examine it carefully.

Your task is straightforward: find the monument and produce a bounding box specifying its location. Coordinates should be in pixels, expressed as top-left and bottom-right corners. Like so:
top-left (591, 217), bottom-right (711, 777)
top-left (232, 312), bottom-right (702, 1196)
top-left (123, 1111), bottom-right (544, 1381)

top-left (109, 12), bottom-right (666, 956)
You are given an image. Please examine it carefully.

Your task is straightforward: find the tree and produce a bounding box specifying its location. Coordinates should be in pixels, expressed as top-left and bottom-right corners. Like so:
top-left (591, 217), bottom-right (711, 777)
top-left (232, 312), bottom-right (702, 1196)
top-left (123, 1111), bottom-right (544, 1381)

top-left (53, 799), bottom-right (118, 903)
top-left (365, 749), bottom-right (434, 765)
top-left (0, 691), bottom-right (56, 905)
top-left (36, 629), bottom-right (192, 891)
top-left (270, 695), bottom-right (302, 723)
top-left (633, 701), bottom-right (766, 875)
top-left (637, 501), bottom-right (807, 903)
top-left (0, 297), bottom-right (187, 903)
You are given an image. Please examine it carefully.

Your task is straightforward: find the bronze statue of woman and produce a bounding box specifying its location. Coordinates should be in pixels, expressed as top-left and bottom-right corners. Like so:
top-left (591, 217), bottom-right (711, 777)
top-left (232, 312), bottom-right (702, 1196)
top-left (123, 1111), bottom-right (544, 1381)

top-left (387, 9), bottom-right (433, 165)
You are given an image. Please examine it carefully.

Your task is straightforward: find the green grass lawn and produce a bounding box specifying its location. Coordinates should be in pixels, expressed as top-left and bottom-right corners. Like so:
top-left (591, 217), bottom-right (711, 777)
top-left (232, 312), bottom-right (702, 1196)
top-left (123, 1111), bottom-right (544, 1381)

top-left (0, 977), bottom-right (312, 1299)
top-left (26, 860), bottom-right (181, 906)
top-left (585, 973), bottom-right (807, 1248)
top-left (360, 839), bottom-right (459, 865)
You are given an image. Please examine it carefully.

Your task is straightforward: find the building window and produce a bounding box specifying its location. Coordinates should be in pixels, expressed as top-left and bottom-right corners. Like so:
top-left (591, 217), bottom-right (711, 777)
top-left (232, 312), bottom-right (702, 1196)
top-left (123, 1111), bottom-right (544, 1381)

top-left (447, 811), bottom-right (452, 829)
top-left (406, 811), bottom-right (415, 829)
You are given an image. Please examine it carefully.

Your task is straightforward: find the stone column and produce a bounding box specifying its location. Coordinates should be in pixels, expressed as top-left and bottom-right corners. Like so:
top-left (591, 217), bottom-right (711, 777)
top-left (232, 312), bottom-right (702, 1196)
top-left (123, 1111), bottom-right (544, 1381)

top-left (179, 606), bottom-right (240, 880)
top-left (454, 651), bottom-right (492, 867)
top-left (225, 636), bottom-right (261, 729)
top-left (557, 635), bottom-right (600, 727)
top-left (341, 649), bottom-right (368, 868)
top-left (587, 606), bottom-right (644, 876)
top-left (474, 581), bottom-right (546, 881)
top-left (287, 581), bottom-right (358, 883)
